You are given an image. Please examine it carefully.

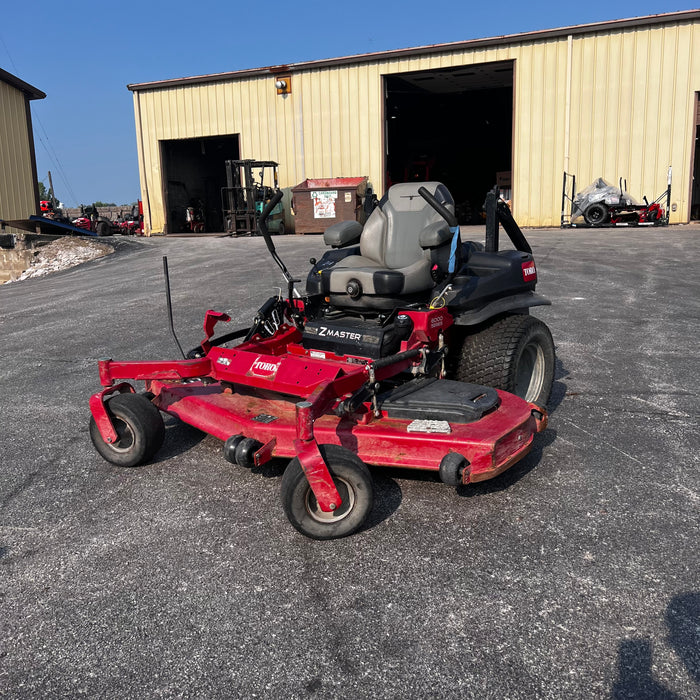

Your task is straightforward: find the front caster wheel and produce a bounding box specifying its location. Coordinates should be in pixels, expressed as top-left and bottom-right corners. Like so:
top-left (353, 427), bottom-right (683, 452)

top-left (281, 445), bottom-right (374, 540)
top-left (89, 392), bottom-right (165, 467)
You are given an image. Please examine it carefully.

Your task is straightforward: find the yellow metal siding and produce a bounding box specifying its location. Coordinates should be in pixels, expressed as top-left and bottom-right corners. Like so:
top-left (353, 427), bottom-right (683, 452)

top-left (0, 81), bottom-right (37, 229)
top-left (134, 18), bottom-right (700, 232)
top-left (565, 22), bottom-right (699, 227)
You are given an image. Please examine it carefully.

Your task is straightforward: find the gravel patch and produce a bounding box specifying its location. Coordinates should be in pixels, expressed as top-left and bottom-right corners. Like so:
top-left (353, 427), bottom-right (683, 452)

top-left (7, 236), bottom-right (113, 283)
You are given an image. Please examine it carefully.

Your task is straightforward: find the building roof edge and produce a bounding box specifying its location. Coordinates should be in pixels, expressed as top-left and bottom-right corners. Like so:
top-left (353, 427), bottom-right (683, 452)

top-left (127, 10), bottom-right (700, 92)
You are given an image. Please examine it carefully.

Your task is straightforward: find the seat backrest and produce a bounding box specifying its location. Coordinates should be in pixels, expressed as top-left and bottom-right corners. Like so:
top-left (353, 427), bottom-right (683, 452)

top-left (360, 182), bottom-right (455, 269)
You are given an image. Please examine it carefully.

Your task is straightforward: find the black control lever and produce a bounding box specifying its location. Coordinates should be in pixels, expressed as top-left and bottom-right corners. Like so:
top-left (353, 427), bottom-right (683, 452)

top-left (257, 190), bottom-right (300, 300)
top-left (417, 187), bottom-right (458, 228)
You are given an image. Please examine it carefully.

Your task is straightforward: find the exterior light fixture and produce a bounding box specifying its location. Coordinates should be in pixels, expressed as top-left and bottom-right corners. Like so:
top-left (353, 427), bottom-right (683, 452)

top-left (275, 75), bottom-right (291, 95)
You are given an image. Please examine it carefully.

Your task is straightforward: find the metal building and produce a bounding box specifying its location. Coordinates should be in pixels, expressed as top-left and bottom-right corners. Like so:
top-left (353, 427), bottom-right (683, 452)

top-left (129, 10), bottom-right (700, 233)
top-left (0, 68), bottom-right (45, 233)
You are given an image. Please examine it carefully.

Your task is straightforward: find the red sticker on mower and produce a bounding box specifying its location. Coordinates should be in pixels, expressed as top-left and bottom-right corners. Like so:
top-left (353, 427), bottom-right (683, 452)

top-left (522, 261), bottom-right (537, 282)
top-left (249, 357), bottom-right (281, 379)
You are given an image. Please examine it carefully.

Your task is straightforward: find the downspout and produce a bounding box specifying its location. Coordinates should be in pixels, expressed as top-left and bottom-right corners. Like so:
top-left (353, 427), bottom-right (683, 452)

top-left (297, 89), bottom-right (305, 180)
top-left (564, 34), bottom-right (573, 175)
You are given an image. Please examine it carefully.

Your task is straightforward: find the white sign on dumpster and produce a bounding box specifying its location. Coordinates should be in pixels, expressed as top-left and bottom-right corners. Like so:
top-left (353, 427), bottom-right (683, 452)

top-left (311, 190), bottom-right (337, 218)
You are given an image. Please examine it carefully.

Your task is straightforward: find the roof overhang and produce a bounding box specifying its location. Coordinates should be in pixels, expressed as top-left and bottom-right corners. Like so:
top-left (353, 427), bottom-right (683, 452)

top-left (128, 10), bottom-right (700, 92)
top-left (0, 67), bottom-right (46, 100)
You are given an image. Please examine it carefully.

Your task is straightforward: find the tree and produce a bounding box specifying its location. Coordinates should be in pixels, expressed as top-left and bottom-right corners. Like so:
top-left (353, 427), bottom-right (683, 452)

top-left (38, 181), bottom-right (49, 199)
top-left (94, 201), bottom-right (117, 207)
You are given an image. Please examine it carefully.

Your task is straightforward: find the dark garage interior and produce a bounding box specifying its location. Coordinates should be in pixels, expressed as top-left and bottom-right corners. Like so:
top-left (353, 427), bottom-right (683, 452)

top-left (384, 60), bottom-right (513, 224)
top-left (161, 135), bottom-right (240, 233)
top-left (691, 92), bottom-right (700, 220)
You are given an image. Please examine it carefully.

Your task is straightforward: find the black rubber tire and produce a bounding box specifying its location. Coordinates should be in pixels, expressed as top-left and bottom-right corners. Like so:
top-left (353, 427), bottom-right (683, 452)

top-left (97, 221), bottom-right (110, 237)
top-left (439, 452), bottom-right (469, 486)
top-left (89, 392), bottom-right (165, 467)
top-left (448, 314), bottom-right (555, 407)
top-left (281, 445), bottom-right (373, 540)
top-left (277, 221), bottom-right (285, 236)
top-left (583, 203), bottom-right (609, 225)
top-left (234, 437), bottom-right (262, 468)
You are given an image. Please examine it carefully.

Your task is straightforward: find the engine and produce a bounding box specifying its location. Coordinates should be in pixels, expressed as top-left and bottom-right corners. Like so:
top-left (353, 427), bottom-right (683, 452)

top-left (302, 314), bottom-right (413, 359)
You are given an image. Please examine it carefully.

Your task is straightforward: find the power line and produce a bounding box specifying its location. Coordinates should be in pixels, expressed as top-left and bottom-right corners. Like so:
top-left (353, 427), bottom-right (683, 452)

top-left (0, 33), bottom-right (19, 74)
top-left (35, 115), bottom-right (80, 206)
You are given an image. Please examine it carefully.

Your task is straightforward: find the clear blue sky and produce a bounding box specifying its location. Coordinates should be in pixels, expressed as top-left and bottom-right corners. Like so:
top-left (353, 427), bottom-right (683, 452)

top-left (1, 1), bottom-right (694, 206)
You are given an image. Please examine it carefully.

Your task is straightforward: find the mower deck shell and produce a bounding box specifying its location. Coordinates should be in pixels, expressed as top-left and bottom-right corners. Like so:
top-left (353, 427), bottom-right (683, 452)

top-left (147, 378), bottom-right (544, 484)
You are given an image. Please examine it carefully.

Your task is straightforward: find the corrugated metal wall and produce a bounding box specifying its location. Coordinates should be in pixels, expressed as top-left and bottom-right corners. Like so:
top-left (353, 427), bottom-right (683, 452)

top-left (562, 21), bottom-right (698, 229)
top-left (0, 80), bottom-right (37, 230)
top-left (134, 17), bottom-right (699, 232)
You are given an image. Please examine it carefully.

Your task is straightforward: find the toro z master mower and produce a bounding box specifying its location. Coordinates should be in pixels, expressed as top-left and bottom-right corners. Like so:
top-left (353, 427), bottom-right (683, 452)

top-left (89, 182), bottom-right (555, 539)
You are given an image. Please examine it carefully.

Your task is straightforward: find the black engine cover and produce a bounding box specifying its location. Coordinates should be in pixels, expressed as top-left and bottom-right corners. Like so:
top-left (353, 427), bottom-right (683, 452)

top-left (302, 317), bottom-right (402, 359)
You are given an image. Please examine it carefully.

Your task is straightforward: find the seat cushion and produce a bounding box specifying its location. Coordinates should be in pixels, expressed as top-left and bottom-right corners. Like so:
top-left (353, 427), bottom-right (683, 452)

top-left (324, 256), bottom-right (433, 296)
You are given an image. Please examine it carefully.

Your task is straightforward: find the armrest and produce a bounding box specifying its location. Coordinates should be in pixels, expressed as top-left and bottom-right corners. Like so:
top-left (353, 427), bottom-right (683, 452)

top-left (419, 221), bottom-right (453, 249)
top-left (323, 220), bottom-right (363, 248)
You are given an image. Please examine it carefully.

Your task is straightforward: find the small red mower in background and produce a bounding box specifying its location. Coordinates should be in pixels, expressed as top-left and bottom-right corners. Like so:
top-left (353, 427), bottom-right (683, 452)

top-left (89, 183), bottom-right (553, 539)
top-left (561, 167), bottom-right (672, 228)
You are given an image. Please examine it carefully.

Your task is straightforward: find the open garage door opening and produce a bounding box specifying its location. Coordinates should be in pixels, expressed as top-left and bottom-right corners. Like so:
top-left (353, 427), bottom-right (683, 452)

top-left (161, 135), bottom-right (240, 234)
top-left (384, 61), bottom-right (513, 224)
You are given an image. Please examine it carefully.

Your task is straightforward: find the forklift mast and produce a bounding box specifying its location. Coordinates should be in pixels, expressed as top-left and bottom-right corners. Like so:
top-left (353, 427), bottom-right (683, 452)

top-left (222, 159), bottom-right (279, 235)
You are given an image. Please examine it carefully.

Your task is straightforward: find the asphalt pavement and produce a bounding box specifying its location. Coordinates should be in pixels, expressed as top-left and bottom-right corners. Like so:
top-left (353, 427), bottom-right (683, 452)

top-left (0, 225), bottom-right (698, 698)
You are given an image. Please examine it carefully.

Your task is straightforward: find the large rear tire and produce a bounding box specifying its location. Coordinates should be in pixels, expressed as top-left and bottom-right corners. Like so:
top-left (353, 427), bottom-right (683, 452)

top-left (89, 392), bottom-right (165, 467)
top-left (448, 314), bottom-right (555, 407)
top-left (583, 203), bottom-right (609, 225)
top-left (281, 445), bottom-right (373, 540)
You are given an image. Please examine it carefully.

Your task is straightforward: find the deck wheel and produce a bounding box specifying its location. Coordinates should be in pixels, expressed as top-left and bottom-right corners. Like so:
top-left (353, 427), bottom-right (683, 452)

top-left (281, 445), bottom-right (374, 540)
top-left (89, 392), bottom-right (164, 467)
top-left (439, 453), bottom-right (469, 486)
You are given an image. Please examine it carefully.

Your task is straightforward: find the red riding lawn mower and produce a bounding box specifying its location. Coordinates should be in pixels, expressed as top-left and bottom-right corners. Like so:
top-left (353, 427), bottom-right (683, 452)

top-left (89, 182), bottom-right (555, 539)
top-left (116, 202), bottom-right (144, 236)
top-left (72, 204), bottom-right (120, 237)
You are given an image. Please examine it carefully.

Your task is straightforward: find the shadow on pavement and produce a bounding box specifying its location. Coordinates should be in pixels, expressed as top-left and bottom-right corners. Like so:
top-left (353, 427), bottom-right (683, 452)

top-left (667, 592), bottom-right (700, 684)
top-left (361, 470), bottom-right (403, 533)
top-left (611, 591), bottom-right (700, 699)
top-left (547, 356), bottom-right (569, 413)
top-left (152, 418), bottom-right (206, 463)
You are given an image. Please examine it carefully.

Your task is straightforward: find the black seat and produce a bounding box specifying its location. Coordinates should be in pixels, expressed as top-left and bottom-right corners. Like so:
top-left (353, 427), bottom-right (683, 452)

top-left (319, 182), bottom-right (458, 309)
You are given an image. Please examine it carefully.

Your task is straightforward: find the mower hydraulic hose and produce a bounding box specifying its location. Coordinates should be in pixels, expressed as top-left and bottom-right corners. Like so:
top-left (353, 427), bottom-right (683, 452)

top-left (372, 348), bottom-right (421, 371)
